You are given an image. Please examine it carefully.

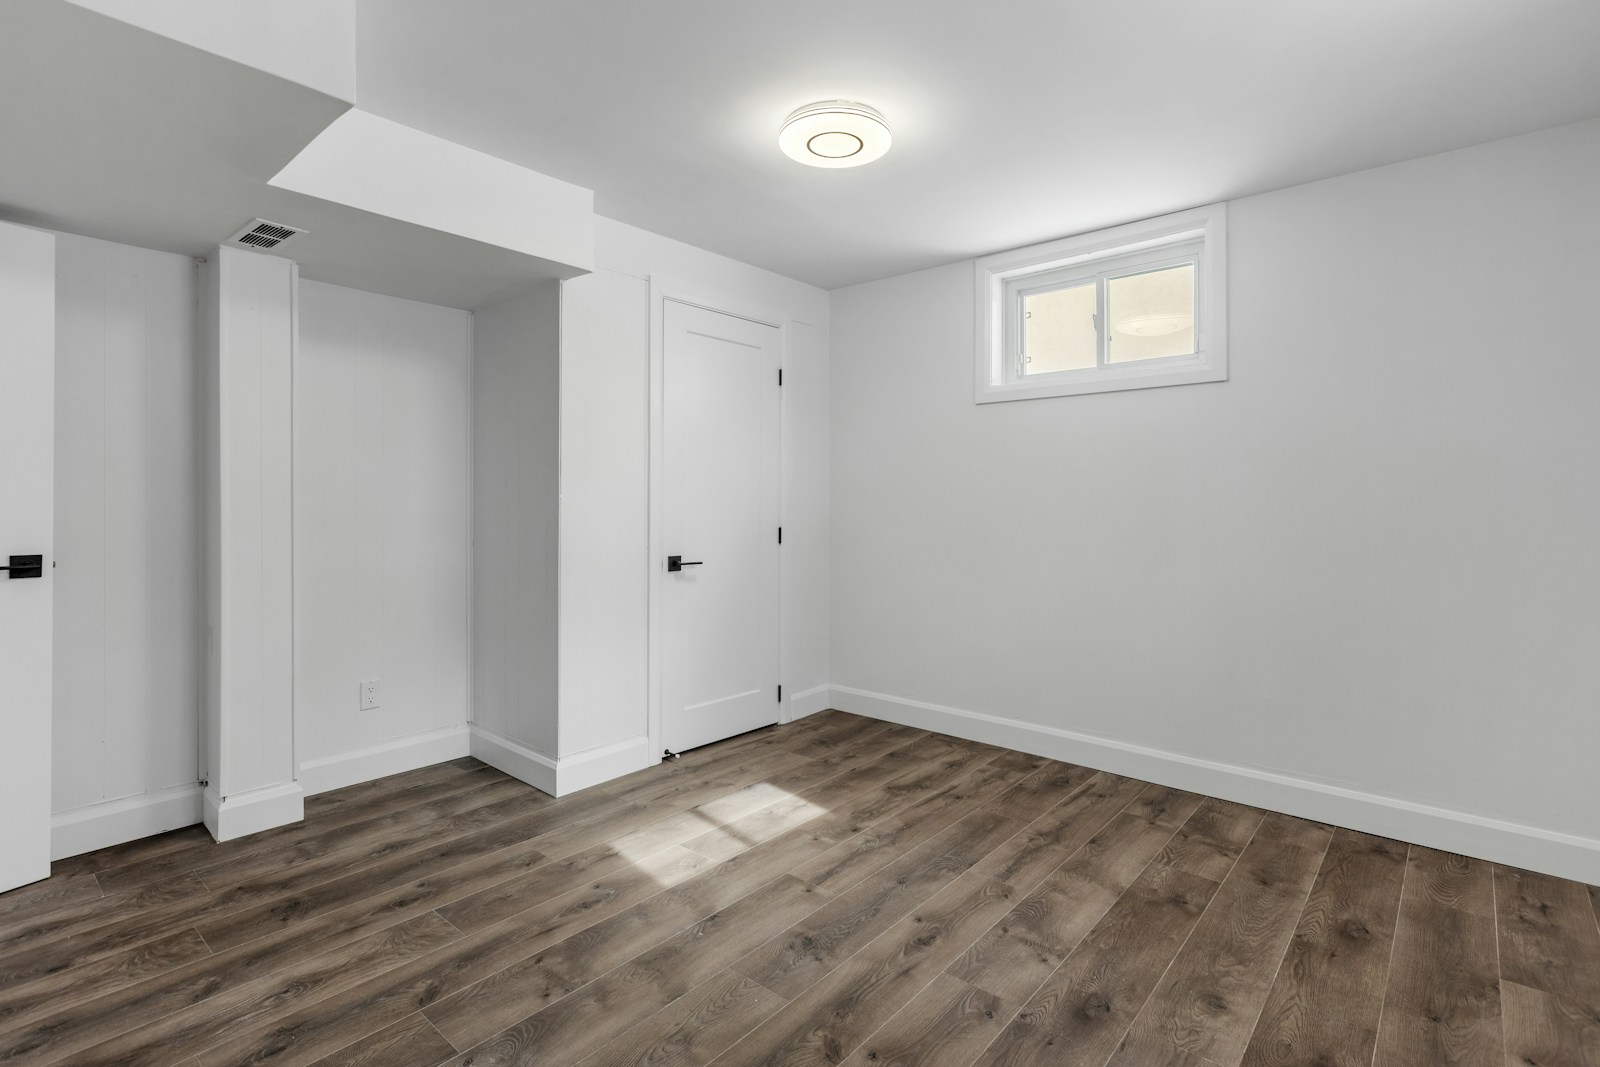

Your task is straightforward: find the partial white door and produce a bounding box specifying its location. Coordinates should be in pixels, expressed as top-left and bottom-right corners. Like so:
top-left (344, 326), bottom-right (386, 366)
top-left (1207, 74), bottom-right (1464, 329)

top-left (661, 300), bottom-right (781, 753)
top-left (0, 221), bottom-right (56, 893)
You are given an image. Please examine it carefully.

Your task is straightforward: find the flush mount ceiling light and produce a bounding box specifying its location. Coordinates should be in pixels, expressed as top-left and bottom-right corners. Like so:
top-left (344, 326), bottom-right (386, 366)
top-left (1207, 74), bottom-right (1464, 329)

top-left (779, 100), bottom-right (892, 168)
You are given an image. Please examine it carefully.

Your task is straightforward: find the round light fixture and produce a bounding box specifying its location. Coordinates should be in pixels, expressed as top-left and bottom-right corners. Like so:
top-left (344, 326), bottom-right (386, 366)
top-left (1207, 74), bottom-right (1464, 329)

top-left (779, 101), bottom-right (891, 168)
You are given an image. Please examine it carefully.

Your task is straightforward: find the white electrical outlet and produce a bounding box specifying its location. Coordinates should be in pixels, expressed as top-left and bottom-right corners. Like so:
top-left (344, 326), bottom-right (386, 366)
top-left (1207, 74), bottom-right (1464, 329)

top-left (359, 678), bottom-right (380, 711)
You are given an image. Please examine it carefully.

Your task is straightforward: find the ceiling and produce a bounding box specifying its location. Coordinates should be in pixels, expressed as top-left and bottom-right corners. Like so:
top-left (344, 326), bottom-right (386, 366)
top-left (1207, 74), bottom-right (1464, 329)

top-left (355, 0), bottom-right (1600, 289)
top-left (0, 0), bottom-right (581, 310)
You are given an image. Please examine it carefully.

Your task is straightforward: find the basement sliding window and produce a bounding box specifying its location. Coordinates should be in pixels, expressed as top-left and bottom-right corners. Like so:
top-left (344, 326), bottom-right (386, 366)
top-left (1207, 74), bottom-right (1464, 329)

top-left (975, 203), bottom-right (1227, 402)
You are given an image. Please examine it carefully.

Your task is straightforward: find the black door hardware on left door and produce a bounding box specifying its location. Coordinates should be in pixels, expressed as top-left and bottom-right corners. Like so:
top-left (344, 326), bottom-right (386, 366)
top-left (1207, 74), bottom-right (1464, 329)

top-left (1, 555), bottom-right (43, 579)
top-left (667, 555), bottom-right (703, 573)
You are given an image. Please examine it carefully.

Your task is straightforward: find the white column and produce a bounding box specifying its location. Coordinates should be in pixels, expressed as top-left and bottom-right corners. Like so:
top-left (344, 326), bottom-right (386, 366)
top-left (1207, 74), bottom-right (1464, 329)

top-left (204, 246), bottom-right (302, 840)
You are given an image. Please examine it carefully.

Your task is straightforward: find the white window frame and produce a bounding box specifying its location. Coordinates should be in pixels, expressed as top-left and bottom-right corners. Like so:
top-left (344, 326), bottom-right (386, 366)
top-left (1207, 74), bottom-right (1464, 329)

top-left (975, 203), bottom-right (1227, 403)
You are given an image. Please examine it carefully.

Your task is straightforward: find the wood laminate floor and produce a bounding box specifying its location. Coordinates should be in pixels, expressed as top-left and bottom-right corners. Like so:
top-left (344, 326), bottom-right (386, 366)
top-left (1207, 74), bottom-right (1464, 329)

top-left (2, 711), bottom-right (1597, 1066)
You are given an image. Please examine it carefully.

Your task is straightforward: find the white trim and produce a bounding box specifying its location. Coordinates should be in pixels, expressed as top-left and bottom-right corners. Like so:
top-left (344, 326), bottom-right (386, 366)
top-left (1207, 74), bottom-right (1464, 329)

top-left (296, 725), bottom-right (472, 797)
top-left (51, 785), bottom-right (205, 861)
top-left (974, 202), bottom-right (1228, 403)
top-left (786, 684), bottom-right (832, 721)
top-left (647, 277), bottom-right (788, 763)
top-left (554, 734), bottom-right (652, 795)
top-left (470, 724), bottom-right (558, 796)
top-left (202, 779), bottom-right (304, 843)
top-left (829, 684), bottom-right (1600, 885)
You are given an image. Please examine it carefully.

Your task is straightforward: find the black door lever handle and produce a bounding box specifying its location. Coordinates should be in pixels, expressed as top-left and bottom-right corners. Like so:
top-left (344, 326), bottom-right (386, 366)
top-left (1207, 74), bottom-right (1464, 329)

top-left (666, 555), bottom-right (703, 572)
top-left (2, 554), bottom-right (43, 579)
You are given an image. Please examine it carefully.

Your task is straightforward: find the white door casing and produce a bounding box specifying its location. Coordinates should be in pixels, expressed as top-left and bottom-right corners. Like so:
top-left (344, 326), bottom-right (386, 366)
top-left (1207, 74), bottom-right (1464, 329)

top-left (660, 299), bottom-right (781, 754)
top-left (0, 221), bottom-right (56, 893)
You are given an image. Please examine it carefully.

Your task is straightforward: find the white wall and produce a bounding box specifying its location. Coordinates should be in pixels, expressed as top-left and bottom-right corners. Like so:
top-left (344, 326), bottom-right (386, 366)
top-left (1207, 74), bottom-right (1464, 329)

top-left (50, 233), bottom-right (202, 856)
top-left (294, 281), bottom-right (472, 792)
top-left (52, 234), bottom-right (201, 815)
top-left (471, 282), bottom-right (561, 774)
top-left (829, 117), bottom-right (1600, 882)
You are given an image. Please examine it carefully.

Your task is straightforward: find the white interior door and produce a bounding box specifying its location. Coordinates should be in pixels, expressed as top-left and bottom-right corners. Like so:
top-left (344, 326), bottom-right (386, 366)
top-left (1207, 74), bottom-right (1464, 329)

top-left (661, 300), bottom-right (780, 754)
top-left (0, 221), bottom-right (56, 893)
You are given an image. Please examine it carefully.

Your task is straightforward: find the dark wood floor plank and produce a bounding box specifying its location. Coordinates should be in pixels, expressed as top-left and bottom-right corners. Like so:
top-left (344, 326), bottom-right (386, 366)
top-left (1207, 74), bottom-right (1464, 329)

top-left (1, 775), bottom-right (563, 973)
top-left (733, 809), bottom-right (1025, 999)
top-left (804, 721), bottom-right (925, 772)
top-left (95, 765), bottom-right (513, 894)
top-left (2, 910), bottom-right (462, 1067)
top-left (712, 872), bottom-right (1018, 1067)
top-left (1240, 828), bottom-right (1408, 1067)
top-left (1500, 979), bottom-right (1600, 1067)
top-left (418, 827), bottom-right (860, 1053)
top-left (67, 913), bottom-right (463, 1067)
top-left (1152, 797), bottom-right (1266, 883)
top-left (8, 711), bottom-right (1600, 1067)
top-left (950, 800), bottom-right (1201, 1004)
top-left (838, 972), bottom-right (1009, 1067)
top-left (0, 871), bottom-right (102, 936)
top-left (435, 740), bottom-right (931, 936)
top-left (787, 717), bottom-right (911, 765)
top-left (48, 824), bottom-right (216, 880)
top-left (0, 925), bottom-right (212, 1034)
top-left (193, 821), bottom-right (547, 954)
top-left (439, 842), bottom-right (710, 942)
top-left (301, 760), bottom-right (497, 822)
top-left (572, 968), bottom-right (788, 1067)
top-left (189, 775), bottom-right (538, 893)
top-left (1495, 863), bottom-right (1600, 1008)
top-left (984, 761), bottom-right (1099, 824)
top-left (1103, 812), bottom-right (1333, 1067)
top-left (597, 712), bottom-right (856, 804)
top-left (0, 873), bottom-right (213, 985)
top-left (685, 737), bottom-right (1002, 867)
top-left (1372, 846), bottom-right (1503, 1067)
top-left (789, 757), bottom-right (1034, 893)
top-left (435, 876), bottom-right (829, 1066)
top-left (513, 754), bottom-right (835, 869)
top-left (967, 773), bottom-right (1147, 893)
top-left (1120, 783), bottom-right (1207, 830)
top-left (972, 862), bottom-right (1222, 1067)
top-left (1393, 841), bottom-right (1493, 914)
top-left (61, 826), bottom-right (554, 1062)
top-left (306, 1012), bottom-right (460, 1067)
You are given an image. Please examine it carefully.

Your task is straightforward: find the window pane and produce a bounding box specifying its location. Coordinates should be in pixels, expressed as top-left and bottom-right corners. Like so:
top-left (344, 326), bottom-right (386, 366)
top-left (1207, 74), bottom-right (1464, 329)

top-left (1023, 282), bottom-right (1097, 374)
top-left (1107, 264), bottom-right (1195, 363)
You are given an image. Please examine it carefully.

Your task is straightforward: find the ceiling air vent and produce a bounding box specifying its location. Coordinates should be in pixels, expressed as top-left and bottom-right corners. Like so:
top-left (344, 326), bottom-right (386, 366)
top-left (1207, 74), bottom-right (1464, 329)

top-left (227, 218), bottom-right (307, 251)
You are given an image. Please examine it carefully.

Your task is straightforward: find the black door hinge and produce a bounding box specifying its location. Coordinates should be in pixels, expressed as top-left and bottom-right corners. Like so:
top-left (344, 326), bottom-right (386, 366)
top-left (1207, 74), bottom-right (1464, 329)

top-left (778, 368), bottom-right (784, 386)
top-left (777, 684), bottom-right (783, 703)
top-left (778, 526), bottom-right (783, 544)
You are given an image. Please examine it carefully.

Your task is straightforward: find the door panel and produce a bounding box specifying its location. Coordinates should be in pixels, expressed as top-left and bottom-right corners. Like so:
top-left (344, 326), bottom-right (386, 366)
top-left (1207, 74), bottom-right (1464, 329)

top-left (662, 300), bottom-right (780, 753)
top-left (0, 221), bottom-right (55, 892)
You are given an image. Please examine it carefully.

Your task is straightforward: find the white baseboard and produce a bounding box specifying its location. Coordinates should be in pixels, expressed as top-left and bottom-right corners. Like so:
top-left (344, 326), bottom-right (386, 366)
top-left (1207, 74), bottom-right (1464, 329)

top-left (468, 725), bottom-right (649, 797)
top-left (470, 725), bottom-right (557, 796)
top-left (297, 725), bottom-right (472, 797)
top-left (51, 784), bottom-right (205, 861)
top-left (203, 780), bottom-right (305, 843)
top-left (555, 735), bottom-right (652, 795)
top-left (830, 684), bottom-right (1600, 885)
top-left (785, 684), bottom-right (832, 722)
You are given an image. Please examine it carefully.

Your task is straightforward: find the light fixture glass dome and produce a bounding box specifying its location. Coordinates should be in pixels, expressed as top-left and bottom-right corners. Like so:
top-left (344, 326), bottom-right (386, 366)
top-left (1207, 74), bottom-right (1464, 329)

top-left (779, 101), bottom-right (891, 168)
